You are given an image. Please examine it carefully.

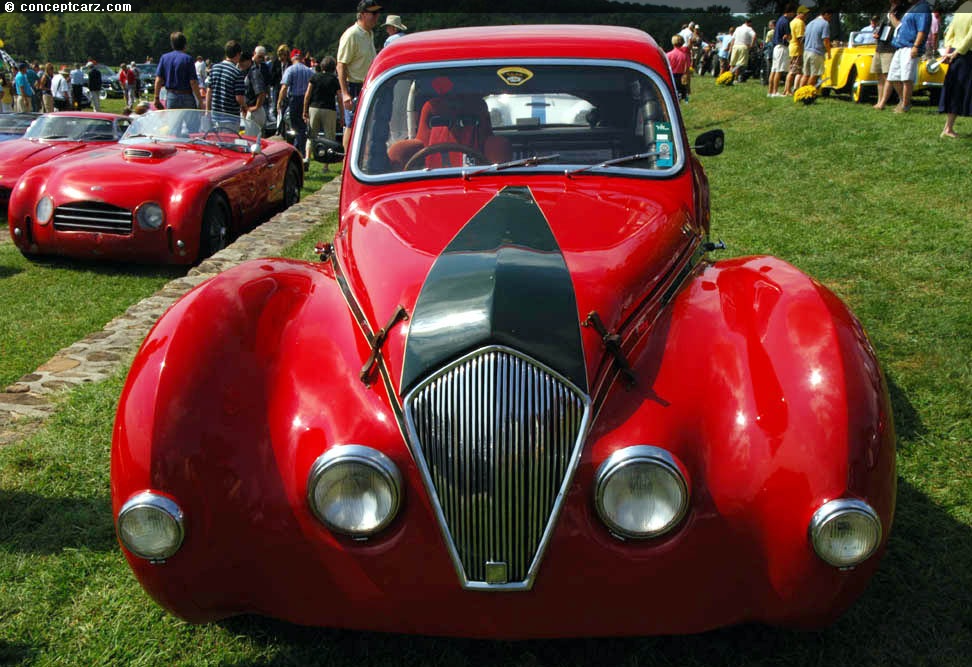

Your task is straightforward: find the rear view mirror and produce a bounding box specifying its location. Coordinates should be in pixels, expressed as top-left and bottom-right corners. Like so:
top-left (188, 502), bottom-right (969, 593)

top-left (694, 129), bottom-right (724, 156)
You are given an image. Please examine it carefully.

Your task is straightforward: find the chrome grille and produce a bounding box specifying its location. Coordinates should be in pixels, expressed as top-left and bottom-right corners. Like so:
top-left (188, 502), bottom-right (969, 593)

top-left (53, 201), bottom-right (132, 235)
top-left (404, 346), bottom-right (589, 590)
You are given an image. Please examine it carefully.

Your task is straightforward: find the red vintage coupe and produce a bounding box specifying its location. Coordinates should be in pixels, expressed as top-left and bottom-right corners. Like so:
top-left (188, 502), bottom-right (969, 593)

top-left (0, 112), bottom-right (129, 213)
top-left (8, 109), bottom-right (302, 264)
top-left (111, 26), bottom-right (895, 637)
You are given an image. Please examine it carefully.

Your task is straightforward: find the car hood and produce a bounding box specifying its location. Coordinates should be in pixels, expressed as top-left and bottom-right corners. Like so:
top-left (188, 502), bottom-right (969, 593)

top-left (0, 140), bottom-right (93, 184)
top-left (336, 176), bottom-right (698, 395)
top-left (35, 144), bottom-right (242, 199)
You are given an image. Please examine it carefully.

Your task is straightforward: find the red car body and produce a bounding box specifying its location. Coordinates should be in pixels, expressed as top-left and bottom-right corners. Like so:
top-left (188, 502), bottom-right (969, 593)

top-left (0, 112), bottom-right (129, 212)
top-left (111, 26), bottom-right (895, 637)
top-left (8, 110), bottom-right (303, 264)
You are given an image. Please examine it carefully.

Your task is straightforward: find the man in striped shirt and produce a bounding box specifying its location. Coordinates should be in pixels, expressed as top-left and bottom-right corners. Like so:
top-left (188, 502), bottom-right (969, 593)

top-left (277, 49), bottom-right (314, 165)
top-left (205, 40), bottom-right (245, 116)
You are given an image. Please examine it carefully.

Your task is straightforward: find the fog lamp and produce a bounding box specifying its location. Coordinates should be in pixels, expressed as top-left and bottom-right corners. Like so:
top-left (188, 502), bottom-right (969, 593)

top-left (116, 492), bottom-right (184, 561)
top-left (307, 445), bottom-right (402, 538)
top-left (595, 445), bottom-right (690, 539)
top-left (810, 499), bottom-right (882, 568)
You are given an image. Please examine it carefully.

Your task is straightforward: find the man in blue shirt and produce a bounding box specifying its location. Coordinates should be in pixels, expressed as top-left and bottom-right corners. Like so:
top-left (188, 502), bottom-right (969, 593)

top-left (13, 63), bottom-right (34, 113)
top-left (801, 8), bottom-right (832, 88)
top-left (888, 0), bottom-right (932, 112)
top-left (768, 4), bottom-right (796, 96)
top-left (277, 49), bottom-right (314, 165)
top-left (154, 31), bottom-right (202, 110)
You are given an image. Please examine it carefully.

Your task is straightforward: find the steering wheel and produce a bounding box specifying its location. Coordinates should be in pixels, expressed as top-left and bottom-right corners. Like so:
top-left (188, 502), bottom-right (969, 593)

top-left (404, 142), bottom-right (489, 170)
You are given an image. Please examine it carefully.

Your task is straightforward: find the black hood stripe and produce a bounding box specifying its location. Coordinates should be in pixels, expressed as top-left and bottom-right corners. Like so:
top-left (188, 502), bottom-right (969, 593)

top-left (402, 186), bottom-right (587, 393)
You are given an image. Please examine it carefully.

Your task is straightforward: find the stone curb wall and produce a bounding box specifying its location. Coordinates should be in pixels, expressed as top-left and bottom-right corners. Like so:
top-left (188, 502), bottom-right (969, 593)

top-left (0, 178), bottom-right (342, 445)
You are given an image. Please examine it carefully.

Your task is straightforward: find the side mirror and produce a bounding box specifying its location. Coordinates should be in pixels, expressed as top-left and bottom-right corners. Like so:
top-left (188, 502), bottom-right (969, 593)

top-left (693, 129), bottom-right (725, 156)
top-left (249, 141), bottom-right (262, 156)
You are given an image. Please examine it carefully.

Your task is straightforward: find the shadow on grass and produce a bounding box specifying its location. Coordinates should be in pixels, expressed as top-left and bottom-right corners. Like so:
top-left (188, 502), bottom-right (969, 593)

top-left (20, 255), bottom-right (189, 279)
top-left (0, 490), bottom-right (115, 554)
top-left (0, 640), bottom-right (35, 665)
top-left (0, 264), bottom-right (23, 279)
top-left (213, 484), bottom-right (972, 667)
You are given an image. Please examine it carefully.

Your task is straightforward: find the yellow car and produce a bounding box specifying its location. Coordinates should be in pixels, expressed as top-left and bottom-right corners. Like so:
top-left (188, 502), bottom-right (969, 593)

top-left (820, 28), bottom-right (947, 103)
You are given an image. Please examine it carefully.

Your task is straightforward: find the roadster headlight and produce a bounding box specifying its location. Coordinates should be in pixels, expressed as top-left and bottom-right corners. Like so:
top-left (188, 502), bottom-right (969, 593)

top-left (35, 196), bottom-right (54, 225)
top-left (810, 499), bottom-right (882, 568)
top-left (135, 202), bottom-right (164, 230)
top-left (307, 445), bottom-right (402, 538)
top-left (116, 492), bottom-right (184, 561)
top-left (595, 446), bottom-right (690, 539)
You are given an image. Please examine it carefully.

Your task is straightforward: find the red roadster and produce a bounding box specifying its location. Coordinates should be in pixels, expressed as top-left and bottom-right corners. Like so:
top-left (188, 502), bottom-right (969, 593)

top-left (111, 26), bottom-right (895, 637)
top-left (0, 112), bottom-right (129, 213)
top-left (8, 110), bottom-right (302, 264)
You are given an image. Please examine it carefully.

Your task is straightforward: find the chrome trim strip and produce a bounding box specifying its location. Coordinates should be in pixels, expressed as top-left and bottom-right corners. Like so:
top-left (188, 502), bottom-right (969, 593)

top-left (350, 57), bottom-right (686, 185)
top-left (403, 345), bottom-right (591, 591)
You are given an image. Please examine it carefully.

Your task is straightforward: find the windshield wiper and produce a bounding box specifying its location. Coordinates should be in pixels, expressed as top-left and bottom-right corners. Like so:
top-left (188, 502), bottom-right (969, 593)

top-left (567, 150), bottom-right (663, 177)
top-left (463, 154), bottom-right (561, 179)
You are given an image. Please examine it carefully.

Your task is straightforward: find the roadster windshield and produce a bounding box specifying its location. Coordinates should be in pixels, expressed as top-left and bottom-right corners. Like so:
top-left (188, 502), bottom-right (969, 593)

top-left (357, 62), bottom-right (680, 177)
top-left (24, 115), bottom-right (118, 141)
top-left (121, 110), bottom-right (261, 151)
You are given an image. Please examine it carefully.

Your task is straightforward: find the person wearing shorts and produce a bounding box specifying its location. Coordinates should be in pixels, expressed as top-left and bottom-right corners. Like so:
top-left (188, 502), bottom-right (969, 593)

top-left (801, 9), bottom-right (832, 88)
top-left (888, 0), bottom-right (932, 113)
top-left (783, 5), bottom-right (809, 95)
top-left (872, 3), bottom-right (901, 110)
top-left (768, 5), bottom-right (795, 97)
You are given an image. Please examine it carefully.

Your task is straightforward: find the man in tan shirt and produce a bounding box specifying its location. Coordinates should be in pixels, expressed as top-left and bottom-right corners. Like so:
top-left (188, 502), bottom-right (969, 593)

top-left (337, 0), bottom-right (381, 151)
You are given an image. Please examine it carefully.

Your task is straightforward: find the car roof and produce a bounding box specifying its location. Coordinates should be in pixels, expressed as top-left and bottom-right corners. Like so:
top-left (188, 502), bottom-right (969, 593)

top-left (368, 25), bottom-right (667, 83)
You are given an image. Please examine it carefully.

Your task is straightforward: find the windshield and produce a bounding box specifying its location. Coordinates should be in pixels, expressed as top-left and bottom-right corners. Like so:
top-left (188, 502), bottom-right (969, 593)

top-left (24, 115), bottom-right (119, 141)
top-left (122, 109), bottom-right (261, 151)
top-left (0, 114), bottom-right (36, 132)
top-left (356, 62), bottom-right (680, 177)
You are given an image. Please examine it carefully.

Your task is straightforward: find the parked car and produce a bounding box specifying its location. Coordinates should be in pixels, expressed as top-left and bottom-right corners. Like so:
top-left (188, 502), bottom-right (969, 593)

top-left (110, 25), bottom-right (895, 637)
top-left (134, 62), bottom-right (156, 92)
top-left (0, 112), bottom-right (38, 143)
top-left (821, 27), bottom-right (947, 103)
top-left (0, 112), bottom-right (128, 213)
top-left (8, 109), bottom-right (302, 263)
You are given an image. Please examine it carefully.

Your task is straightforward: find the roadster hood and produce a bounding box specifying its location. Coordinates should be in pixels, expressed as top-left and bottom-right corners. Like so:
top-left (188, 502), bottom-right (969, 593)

top-left (0, 140), bottom-right (91, 186)
top-left (336, 176), bottom-right (697, 395)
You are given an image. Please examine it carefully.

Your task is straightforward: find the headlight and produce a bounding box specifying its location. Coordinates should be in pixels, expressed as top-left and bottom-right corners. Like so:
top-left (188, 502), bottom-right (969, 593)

top-left (35, 196), bottom-right (54, 225)
top-left (594, 445), bottom-right (690, 539)
top-left (135, 202), bottom-right (164, 230)
top-left (116, 492), bottom-right (185, 561)
top-left (307, 445), bottom-right (402, 538)
top-left (810, 499), bottom-right (882, 568)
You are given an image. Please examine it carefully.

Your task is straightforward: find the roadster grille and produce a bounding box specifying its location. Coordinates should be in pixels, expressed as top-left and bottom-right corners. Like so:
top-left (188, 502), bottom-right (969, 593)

top-left (404, 346), bottom-right (589, 590)
top-left (53, 201), bottom-right (132, 235)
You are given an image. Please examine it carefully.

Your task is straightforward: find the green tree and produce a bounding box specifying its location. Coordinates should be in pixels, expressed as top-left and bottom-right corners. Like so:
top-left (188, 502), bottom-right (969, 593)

top-left (0, 14), bottom-right (35, 58)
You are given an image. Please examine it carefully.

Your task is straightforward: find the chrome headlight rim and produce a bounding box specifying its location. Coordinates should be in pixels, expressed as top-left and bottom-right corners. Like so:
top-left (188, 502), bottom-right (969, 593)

top-left (594, 445), bottom-right (690, 540)
top-left (134, 201), bottom-right (164, 230)
top-left (35, 195), bottom-right (54, 225)
top-left (306, 445), bottom-right (403, 538)
top-left (116, 491), bottom-right (185, 561)
top-left (809, 498), bottom-right (883, 568)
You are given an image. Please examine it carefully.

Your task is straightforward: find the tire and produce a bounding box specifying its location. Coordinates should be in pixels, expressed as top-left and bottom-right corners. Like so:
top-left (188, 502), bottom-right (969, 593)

top-left (199, 195), bottom-right (230, 260)
top-left (283, 161), bottom-right (301, 209)
top-left (928, 88), bottom-right (941, 106)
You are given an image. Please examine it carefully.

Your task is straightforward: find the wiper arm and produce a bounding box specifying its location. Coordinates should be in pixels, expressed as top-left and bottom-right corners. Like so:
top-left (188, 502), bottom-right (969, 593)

top-left (566, 150), bottom-right (662, 177)
top-left (463, 153), bottom-right (561, 180)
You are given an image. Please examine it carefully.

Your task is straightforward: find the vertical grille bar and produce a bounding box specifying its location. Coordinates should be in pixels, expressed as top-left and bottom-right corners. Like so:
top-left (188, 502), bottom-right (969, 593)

top-left (405, 346), bottom-right (589, 589)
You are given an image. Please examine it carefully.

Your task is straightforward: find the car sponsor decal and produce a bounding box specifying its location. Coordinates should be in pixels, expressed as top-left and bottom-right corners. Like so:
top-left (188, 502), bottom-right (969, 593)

top-left (497, 67), bottom-right (534, 86)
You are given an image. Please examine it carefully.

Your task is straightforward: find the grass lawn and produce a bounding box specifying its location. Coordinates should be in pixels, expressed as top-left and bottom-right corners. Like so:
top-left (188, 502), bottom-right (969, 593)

top-left (0, 98), bottom-right (335, 389)
top-left (1, 75), bottom-right (971, 665)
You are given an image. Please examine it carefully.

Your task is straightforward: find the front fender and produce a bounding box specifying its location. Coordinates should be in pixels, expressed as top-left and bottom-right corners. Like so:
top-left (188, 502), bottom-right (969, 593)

top-left (584, 255), bottom-right (895, 626)
top-left (111, 258), bottom-right (419, 620)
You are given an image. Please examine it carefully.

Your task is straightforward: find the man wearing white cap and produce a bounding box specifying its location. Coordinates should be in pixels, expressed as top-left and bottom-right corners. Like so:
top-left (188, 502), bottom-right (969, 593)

top-left (384, 15), bottom-right (408, 46)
